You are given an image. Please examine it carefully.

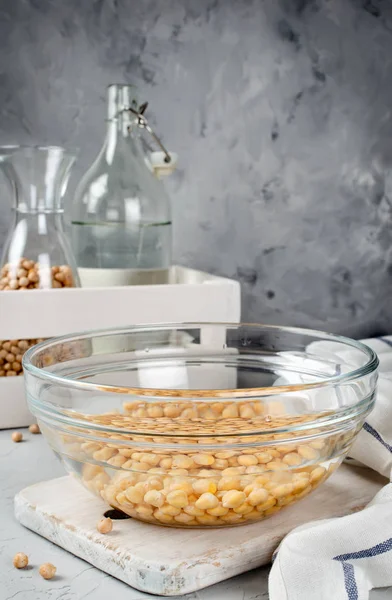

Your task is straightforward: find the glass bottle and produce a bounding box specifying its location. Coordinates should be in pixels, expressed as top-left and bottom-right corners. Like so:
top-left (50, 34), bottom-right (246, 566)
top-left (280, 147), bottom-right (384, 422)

top-left (71, 84), bottom-right (172, 287)
top-left (0, 146), bottom-right (80, 290)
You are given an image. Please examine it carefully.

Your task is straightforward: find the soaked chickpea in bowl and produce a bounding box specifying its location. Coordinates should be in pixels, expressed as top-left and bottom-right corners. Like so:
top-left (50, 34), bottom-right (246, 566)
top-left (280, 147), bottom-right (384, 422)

top-left (23, 323), bottom-right (378, 527)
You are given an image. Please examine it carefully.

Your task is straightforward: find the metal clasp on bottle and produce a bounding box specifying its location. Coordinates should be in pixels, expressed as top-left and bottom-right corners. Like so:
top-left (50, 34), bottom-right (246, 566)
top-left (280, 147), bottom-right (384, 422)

top-left (127, 102), bottom-right (172, 164)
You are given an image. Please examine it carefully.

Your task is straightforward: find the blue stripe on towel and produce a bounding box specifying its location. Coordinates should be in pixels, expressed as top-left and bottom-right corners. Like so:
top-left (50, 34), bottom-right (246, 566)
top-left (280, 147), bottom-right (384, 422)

top-left (363, 422), bottom-right (392, 453)
top-left (380, 337), bottom-right (392, 348)
top-left (334, 538), bottom-right (392, 600)
top-left (334, 538), bottom-right (392, 561)
top-left (341, 563), bottom-right (358, 600)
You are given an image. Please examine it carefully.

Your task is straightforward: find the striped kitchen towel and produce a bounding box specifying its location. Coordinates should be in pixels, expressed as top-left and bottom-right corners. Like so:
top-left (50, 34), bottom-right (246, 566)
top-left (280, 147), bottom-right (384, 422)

top-left (269, 336), bottom-right (392, 600)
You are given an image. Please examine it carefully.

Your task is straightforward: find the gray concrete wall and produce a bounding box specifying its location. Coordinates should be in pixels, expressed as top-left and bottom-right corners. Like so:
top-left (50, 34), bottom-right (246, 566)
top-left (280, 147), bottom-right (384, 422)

top-left (0, 0), bottom-right (392, 337)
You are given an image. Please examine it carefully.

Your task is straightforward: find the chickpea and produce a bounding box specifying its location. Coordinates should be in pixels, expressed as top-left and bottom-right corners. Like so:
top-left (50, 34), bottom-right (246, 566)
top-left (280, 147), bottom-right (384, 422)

top-left (144, 490), bottom-right (164, 508)
top-left (207, 506), bottom-right (229, 517)
top-left (298, 445), bottom-right (320, 461)
top-left (166, 490), bottom-right (188, 508)
top-left (237, 455), bottom-right (258, 467)
top-left (12, 431), bottom-right (23, 443)
top-left (173, 455), bottom-right (194, 469)
top-left (125, 487), bottom-right (144, 504)
top-left (183, 504), bottom-right (205, 517)
top-left (136, 505), bottom-right (154, 517)
top-left (54, 272), bottom-right (65, 283)
top-left (248, 488), bottom-right (269, 506)
top-left (222, 490), bottom-right (246, 508)
top-left (233, 503), bottom-right (254, 515)
top-left (283, 452), bottom-right (302, 466)
top-left (310, 466), bottom-right (326, 483)
top-left (39, 563), bottom-right (57, 580)
top-left (160, 504), bottom-right (181, 516)
top-left (192, 479), bottom-right (217, 495)
top-left (97, 517), bottom-right (113, 534)
top-left (13, 553), bottom-right (28, 569)
top-left (154, 509), bottom-right (174, 524)
top-left (175, 513), bottom-right (197, 524)
top-left (195, 493), bottom-right (219, 510)
top-left (196, 514), bottom-right (219, 525)
top-left (192, 454), bottom-right (214, 466)
top-left (22, 259), bottom-right (34, 270)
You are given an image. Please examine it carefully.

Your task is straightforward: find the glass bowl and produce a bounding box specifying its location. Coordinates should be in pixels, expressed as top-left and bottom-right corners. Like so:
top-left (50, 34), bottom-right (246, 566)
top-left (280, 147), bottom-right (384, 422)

top-left (23, 323), bottom-right (378, 528)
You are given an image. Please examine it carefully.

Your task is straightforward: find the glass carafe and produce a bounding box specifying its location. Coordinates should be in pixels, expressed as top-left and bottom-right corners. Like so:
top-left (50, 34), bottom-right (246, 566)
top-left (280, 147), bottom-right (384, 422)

top-left (0, 146), bottom-right (80, 290)
top-left (71, 84), bottom-right (172, 287)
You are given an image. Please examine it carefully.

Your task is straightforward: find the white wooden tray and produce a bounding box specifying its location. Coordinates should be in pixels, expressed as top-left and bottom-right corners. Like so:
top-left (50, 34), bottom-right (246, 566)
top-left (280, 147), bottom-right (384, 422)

top-left (14, 465), bottom-right (386, 596)
top-left (0, 266), bottom-right (240, 429)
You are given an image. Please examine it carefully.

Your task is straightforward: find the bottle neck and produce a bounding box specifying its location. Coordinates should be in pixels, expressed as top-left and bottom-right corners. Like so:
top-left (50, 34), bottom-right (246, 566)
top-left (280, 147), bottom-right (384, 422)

top-left (107, 83), bottom-right (138, 120)
top-left (105, 83), bottom-right (146, 156)
top-left (105, 113), bottom-right (148, 168)
top-left (106, 111), bottom-right (139, 139)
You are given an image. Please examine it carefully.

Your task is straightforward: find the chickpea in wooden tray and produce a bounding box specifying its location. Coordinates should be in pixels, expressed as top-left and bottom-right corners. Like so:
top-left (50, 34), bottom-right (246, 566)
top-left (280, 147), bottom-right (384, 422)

top-left (45, 400), bottom-right (360, 528)
top-left (0, 337), bottom-right (81, 377)
top-left (0, 258), bottom-right (76, 377)
top-left (0, 339), bottom-right (44, 377)
top-left (0, 259), bottom-right (75, 290)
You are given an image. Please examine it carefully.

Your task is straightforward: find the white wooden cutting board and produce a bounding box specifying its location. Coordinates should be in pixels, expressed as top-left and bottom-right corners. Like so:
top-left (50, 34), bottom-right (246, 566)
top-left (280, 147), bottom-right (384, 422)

top-left (14, 465), bottom-right (386, 596)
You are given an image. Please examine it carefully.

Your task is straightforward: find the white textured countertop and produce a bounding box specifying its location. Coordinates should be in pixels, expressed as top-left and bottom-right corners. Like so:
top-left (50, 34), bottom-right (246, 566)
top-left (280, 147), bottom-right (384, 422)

top-left (1, 428), bottom-right (391, 600)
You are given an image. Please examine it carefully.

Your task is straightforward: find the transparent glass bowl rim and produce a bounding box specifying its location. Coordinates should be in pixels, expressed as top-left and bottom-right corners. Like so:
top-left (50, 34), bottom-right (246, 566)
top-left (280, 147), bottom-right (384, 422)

top-left (23, 323), bottom-right (379, 444)
top-left (23, 322), bottom-right (379, 399)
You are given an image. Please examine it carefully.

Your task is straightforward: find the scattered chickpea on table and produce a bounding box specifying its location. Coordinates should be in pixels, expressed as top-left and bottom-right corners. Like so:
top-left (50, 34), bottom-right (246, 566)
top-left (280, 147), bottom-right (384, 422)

top-left (13, 553), bottom-right (28, 569)
top-left (12, 554), bottom-right (57, 580)
top-left (29, 423), bottom-right (41, 434)
top-left (11, 432), bottom-right (23, 443)
top-left (39, 563), bottom-right (57, 580)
